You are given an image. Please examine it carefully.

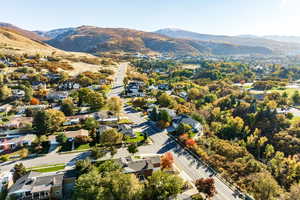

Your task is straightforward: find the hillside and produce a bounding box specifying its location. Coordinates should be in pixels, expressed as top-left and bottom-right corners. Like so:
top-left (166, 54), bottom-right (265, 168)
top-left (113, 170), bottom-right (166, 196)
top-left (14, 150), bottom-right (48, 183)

top-left (0, 22), bottom-right (48, 41)
top-left (44, 26), bottom-right (272, 56)
top-left (0, 27), bottom-right (58, 55)
top-left (156, 28), bottom-right (300, 54)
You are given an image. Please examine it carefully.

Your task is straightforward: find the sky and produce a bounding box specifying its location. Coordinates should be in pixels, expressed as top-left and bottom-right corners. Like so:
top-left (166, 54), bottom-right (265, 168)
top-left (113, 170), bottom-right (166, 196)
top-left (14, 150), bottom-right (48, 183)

top-left (1, 0), bottom-right (300, 36)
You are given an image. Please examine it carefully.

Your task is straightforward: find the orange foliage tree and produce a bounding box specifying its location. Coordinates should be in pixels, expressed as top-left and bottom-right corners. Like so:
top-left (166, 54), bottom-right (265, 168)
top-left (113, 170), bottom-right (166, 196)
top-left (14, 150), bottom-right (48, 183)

top-left (185, 138), bottom-right (196, 148)
top-left (161, 152), bottom-right (174, 170)
top-left (30, 98), bottom-right (40, 105)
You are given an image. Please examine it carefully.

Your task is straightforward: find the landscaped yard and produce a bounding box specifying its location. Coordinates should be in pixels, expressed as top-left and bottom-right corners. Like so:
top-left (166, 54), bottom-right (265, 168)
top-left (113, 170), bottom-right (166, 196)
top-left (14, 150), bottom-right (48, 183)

top-left (28, 164), bottom-right (65, 173)
top-left (290, 116), bottom-right (300, 125)
top-left (125, 132), bottom-right (145, 143)
top-left (75, 143), bottom-right (90, 150)
top-left (33, 165), bottom-right (65, 173)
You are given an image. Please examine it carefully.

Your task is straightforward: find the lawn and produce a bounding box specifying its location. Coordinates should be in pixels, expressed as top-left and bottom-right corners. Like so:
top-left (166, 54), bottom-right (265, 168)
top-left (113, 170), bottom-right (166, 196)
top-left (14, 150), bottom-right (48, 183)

top-left (28, 164), bottom-right (65, 173)
top-left (269, 88), bottom-right (300, 98)
top-left (32, 165), bottom-right (65, 173)
top-left (290, 116), bottom-right (300, 125)
top-left (75, 143), bottom-right (90, 150)
top-left (125, 132), bottom-right (145, 143)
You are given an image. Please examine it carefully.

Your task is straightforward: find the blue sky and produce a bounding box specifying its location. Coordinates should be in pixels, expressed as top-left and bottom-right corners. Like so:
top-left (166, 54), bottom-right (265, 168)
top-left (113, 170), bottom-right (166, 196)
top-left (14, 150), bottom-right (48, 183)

top-left (1, 0), bottom-right (299, 36)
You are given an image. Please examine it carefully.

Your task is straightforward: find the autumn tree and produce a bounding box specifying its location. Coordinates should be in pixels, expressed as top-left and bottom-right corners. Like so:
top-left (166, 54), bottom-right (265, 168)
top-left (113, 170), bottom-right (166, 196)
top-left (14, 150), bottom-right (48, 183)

top-left (161, 152), bottom-right (174, 170)
top-left (127, 143), bottom-right (138, 155)
top-left (100, 128), bottom-right (123, 145)
top-left (33, 109), bottom-right (66, 135)
top-left (13, 163), bottom-right (27, 182)
top-left (158, 93), bottom-right (176, 108)
top-left (195, 178), bottom-right (217, 199)
top-left (74, 163), bottom-right (142, 200)
top-left (30, 98), bottom-right (40, 105)
top-left (61, 98), bottom-right (76, 116)
top-left (143, 170), bottom-right (184, 200)
top-left (108, 96), bottom-right (122, 120)
top-left (24, 86), bottom-right (33, 102)
top-left (0, 85), bottom-right (11, 101)
top-left (247, 172), bottom-right (282, 200)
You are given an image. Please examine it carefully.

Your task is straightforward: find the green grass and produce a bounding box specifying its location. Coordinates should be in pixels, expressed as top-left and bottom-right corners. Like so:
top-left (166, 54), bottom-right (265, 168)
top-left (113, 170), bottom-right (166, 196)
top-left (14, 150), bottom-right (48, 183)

top-left (290, 116), bottom-right (300, 125)
top-left (125, 132), bottom-right (145, 143)
top-left (29, 163), bottom-right (65, 169)
top-left (32, 165), bottom-right (65, 173)
top-left (269, 88), bottom-right (300, 98)
top-left (75, 143), bottom-right (90, 150)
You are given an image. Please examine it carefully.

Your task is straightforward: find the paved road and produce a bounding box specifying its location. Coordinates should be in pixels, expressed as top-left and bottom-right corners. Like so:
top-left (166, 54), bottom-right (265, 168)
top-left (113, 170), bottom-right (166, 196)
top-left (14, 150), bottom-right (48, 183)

top-left (110, 63), bottom-right (242, 200)
top-left (0, 62), bottom-right (242, 200)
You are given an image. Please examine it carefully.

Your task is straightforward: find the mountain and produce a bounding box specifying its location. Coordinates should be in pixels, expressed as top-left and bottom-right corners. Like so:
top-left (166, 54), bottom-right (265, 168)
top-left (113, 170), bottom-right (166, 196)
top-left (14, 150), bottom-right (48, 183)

top-left (262, 35), bottom-right (300, 44)
top-left (0, 22), bottom-right (48, 41)
top-left (0, 27), bottom-right (58, 55)
top-left (34, 28), bottom-right (75, 40)
top-left (44, 26), bottom-right (272, 56)
top-left (156, 28), bottom-right (300, 54)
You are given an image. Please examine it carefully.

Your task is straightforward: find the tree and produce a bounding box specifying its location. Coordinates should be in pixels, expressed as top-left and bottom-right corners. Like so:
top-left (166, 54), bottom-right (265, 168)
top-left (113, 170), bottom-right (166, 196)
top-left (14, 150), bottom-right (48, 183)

top-left (247, 172), bottom-right (282, 200)
top-left (127, 143), bottom-right (138, 155)
top-left (33, 109), bottom-right (66, 135)
top-left (75, 159), bottom-right (94, 175)
top-left (285, 183), bottom-right (300, 200)
top-left (56, 132), bottom-right (67, 144)
top-left (13, 163), bottom-right (27, 182)
top-left (264, 144), bottom-right (275, 160)
top-left (195, 178), bottom-right (217, 199)
top-left (108, 97), bottom-right (122, 120)
top-left (100, 129), bottom-right (123, 145)
top-left (24, 86), bottom-right (33, 102)
top-left (149, 107), bottom-right (159, 121)
top-left (74, 168), bottom-right (142, 200)
top-left (143, 170), bottom-right (184, 200)
top-left (84, 117), bottom-right (99, 131)
top-left (292, 91), bottom-right (300, 105)
top-left (89, 92), bottom-right (106, 110)
top-left (77, 88), bottom-right (93, 106)
top-left (91, 147), bottom-right (107, 159)
top-left (30, 98), bottom-right (40, 105)
top-left (161, 152), bottom-right (174, 170)
top-left (19, 148), bottom-right (29, 158)
top-left (61, 98), bottom-right (76, 116)
top-left (0, 85), bottom-right (11, 101)
top-left (158, 93), bottom-right (176, 108)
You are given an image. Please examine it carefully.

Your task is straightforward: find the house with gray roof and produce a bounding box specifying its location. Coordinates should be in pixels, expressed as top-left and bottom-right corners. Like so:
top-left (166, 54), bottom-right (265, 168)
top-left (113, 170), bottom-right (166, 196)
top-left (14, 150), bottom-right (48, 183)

top-left (117, 155), bottom-right (161, 180)
top-left (6, 171), bottom-right (64, 200)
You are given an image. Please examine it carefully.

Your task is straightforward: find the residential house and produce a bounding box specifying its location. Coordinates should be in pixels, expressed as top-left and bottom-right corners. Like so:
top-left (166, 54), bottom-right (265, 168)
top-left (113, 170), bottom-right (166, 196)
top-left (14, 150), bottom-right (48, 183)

top-left (0, 104), bottom-right (13, 114)
top-left (0, 171), bottom-right (13, 192)
top-left (64, 129), bottom-right (89, 140)
top-left (93, 111), bottom-right (117, 123)
top-left (6, 171), bottom-right (64, 200)
top-left (117, 155), bottom-right (161, 180)
top-left (58, 82), bottom-right (80, 91)
top-left (126, 82), bottom-right (145, 97)
top-left (31, 81), bottom-right (47, 90)
top-left (2, 117), bottom-right (32, 130)
top-left (64, 114), bottom-right (89, 126)
top-left (98, 125), bottom-right (113, 135)
top-left (0, 134), bottom-right (36, 152)
top-left (47, 91), bottom-right (68, 101)
top-left (172, 115), bottom-right (203, 135)
top-left (118, 124), bottom-right (135, 138)
top-left (160, 108), bottom-right (177, 118)
top-left (12, 89), bottom-right (25, 98)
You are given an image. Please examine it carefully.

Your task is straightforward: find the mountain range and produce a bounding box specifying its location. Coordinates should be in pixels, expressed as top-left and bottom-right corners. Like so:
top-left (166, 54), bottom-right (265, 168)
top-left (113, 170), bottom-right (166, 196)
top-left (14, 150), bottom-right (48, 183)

top-left (1, 22), bottom-right (300, 56)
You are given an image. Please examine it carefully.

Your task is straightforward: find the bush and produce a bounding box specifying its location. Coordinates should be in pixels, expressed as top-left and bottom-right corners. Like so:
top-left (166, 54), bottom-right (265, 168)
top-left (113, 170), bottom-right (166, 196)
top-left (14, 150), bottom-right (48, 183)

top-left (0, 155), bottom-right (9, 162)
top-left (91, 147), bottom-right (107, 159)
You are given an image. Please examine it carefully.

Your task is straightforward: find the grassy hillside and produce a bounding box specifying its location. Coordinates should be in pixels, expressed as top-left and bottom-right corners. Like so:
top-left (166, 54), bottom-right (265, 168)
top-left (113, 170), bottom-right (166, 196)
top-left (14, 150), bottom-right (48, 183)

top-left (46, 26), bottom-right (272, 56)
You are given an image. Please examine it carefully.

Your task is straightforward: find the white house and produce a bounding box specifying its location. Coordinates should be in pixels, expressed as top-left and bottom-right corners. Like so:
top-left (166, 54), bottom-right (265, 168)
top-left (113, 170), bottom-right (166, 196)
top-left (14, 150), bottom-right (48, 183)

top-left (172, 115), bottom-right (203, 136)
